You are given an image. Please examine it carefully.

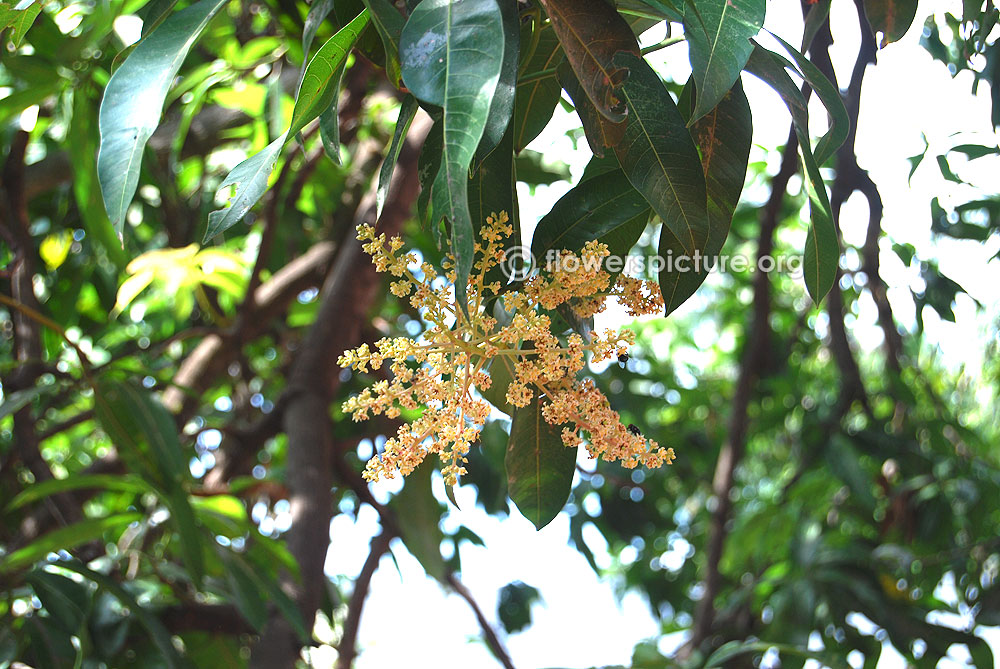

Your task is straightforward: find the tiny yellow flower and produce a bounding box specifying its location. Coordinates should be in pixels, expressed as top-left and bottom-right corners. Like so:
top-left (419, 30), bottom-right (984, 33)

top-left (339, 212), bottom-right (673, 486)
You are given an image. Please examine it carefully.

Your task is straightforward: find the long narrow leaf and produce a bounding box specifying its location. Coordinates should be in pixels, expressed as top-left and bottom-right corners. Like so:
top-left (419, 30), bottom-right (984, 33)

top-left (400, 0), bottom-right (505, 315)
top-left (98, 0), bottom-right (227, 238)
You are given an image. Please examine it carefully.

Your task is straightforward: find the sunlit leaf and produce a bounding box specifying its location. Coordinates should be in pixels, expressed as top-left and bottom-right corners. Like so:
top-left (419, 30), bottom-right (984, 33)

top-left (400, 0), bottom-right (505, 314)
top-left (288, 10), bottom-right (370, 140)
top-left (98, 0), bottom-right (228, 238)
top-left (684, 0), bottom-right (764, 123)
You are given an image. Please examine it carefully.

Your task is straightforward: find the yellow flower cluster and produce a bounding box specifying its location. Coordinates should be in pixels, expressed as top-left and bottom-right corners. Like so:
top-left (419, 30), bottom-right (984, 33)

top-left (338, 212), bottom-right (675, 486)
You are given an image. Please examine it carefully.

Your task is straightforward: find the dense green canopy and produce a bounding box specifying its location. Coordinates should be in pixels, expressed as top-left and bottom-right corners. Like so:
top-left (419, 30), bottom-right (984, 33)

top-left (1, 1), bottom-right (999, 667)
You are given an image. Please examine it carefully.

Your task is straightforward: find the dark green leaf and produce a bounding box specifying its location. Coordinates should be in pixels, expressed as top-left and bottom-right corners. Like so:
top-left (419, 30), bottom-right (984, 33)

top-left (377, 94), bottom-right (418, 217)
top-left (98, 0), bottom-right (227, 238)
top-left (744, 45), bottom-right (838, 301)
top-left (513, 21), bottom-right (563, 152)
top-left (613, 52), bottom-right (709, 258)
top-left (362, 0), bottom-right (405, 85)
top-left (531, 170), bottom-right (650, 260)
top-left (59, 560), bottom-right (188, 668)
top-left (863, 0), bottom-right (919, 47)
top-left (27, 569), bottom-right (91, 634)
top-left (400, 0), bottom-right (505, 315)
top-left (660, 79), bottom-right (751, 314)
top-left (482, 353), bottom-right (516, 412)
top-left (221, 552), bottom-right (269, 631)
top-left (93, 381), bottom-right (205, 583)
top-left (684, 0), bottom-right (765, 123)
top-left (469, 124), bottom-right (521, 291)
top-left (557, 60), bottom-right (626, 158)
top-left (513, 150), bottom-right (570, 186)
top-left (474, 0), bottom-right (519, 164)
top-left (505, 392), bottom-right (577, 530)
top-left (768, 33), bottom-right (848, 166)
top-left (393, 461), bottom-right (448, 582)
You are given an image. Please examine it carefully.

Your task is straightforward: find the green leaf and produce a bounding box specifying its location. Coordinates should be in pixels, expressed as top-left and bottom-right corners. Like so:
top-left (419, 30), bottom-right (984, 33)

top-left (801, 0), bottom-right (832, 51)
top-left (205, 131), bottom-right (287, 241)
top-left (613, 52), bottom-right (709, 258)
top-left (0, 513), bottom-right (141, 573)
top-left (767, 33), bottom-right (848, 166)
top-left (469, 124), bottom-right (520, 290)
top-left (361, 0), bottom-right (404, 85)
top-left (221, 552), bottom-right (268, 631)
top-left (26, 569), bottom-right (91, 634)
top-left (2, 0), bottom-right (41, 48)
top-left (620, 0), bottom-right (684, 22)
top-left (505, 392), bottom-right (577, 530)
top-left (392, 461), bottom-right (447, 582)
top-left (303, 0), bottom-right (336, 53)
top-left (474, 0), bottom-right (519, 164)
top-left (230, 552), bottom-right (310, 641)
top-left (862, 0), bottom-right (918, 47)
top-left (513, 21), bottom-right (563, 152)
top-left (744, 45), bottom-right (838, 301)
top-left (94, 380), bottom-right (186, 485)
top-left (59, 560), bottom-right (188, 668)
top-left (377, 94), bottom-right (418, 218)
top-left (400, 0), bottom-right (505, 316)
top-left (97, 0), bottom-right (227, 239)
top-left (69, 84), bottom-right (127, 269)
top-left (93, 380), bottom-right (205, 584)
top-left (706, 640), bottom-right (852, 669)
top-left (5, 474), bottom-right (154, 511)
top-left (660, 78), bottom-right (751, 314)
top-left (684, 0), bottom-right (765, 123)
top-left (538, 0), bottom-right (640, 122)
top-left (317, 60), bottom-right (349, 163)
top-left (482, 353), bottom-right (516, 412)
top-left (531, 170), bottom-right (650, 261)
top-left (288, 10), bottom-right (370, 140)
top-left (514, 150), bottom-right (571, 186)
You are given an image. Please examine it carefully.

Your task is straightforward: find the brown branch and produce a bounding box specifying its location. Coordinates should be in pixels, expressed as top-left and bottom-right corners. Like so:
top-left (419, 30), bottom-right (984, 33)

top-left (249, 112), bottom-right (431, 668)
top-left (689, 129), bottom-right (800, 651)
top-left (335, 532), bottom-right (392, 669)
top-left (161, 240), bottom-right (336, 418)
top-left (159, 602), bottom-right (255, 636)
top-left (23, 105), bottom-right (251, 202)
top-left (446, 572), bottom-right (517, 669)
top-left (2, 130), bottom-right (84, 539)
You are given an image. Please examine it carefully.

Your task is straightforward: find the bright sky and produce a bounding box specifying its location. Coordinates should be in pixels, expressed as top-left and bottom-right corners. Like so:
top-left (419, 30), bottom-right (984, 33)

top-left (313, 2), bottom-right (1000, 668)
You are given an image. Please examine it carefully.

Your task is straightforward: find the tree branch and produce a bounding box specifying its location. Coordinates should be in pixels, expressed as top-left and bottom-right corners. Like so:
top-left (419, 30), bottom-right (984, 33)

top-left (446, 573), bottom-right (517, 669)
top-left (249, 111), bottom-right (431, 668)
top-left (335, 532), bottom-right (392, 669)
top-left (689, 129), bottom-right (800, 651)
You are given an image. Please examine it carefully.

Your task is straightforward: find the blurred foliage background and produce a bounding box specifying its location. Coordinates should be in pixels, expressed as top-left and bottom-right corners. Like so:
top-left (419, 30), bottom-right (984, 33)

top-left (2, 1), bottom-right (1000, 668)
